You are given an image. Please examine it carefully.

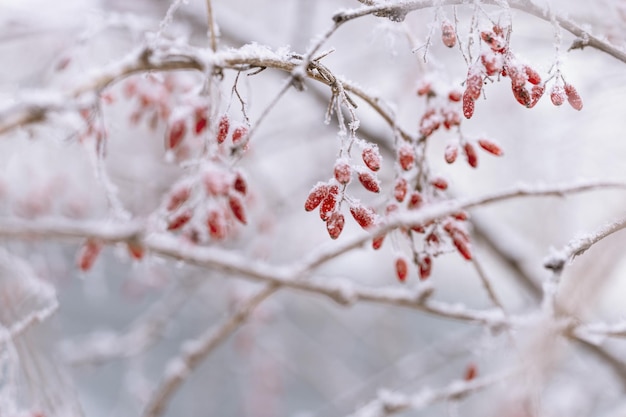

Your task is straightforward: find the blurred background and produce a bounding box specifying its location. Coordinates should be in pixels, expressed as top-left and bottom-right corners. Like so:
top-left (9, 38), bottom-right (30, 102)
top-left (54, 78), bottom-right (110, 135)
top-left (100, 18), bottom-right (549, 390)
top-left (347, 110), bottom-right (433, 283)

top-left (1, 0), bottom-right (626, 416)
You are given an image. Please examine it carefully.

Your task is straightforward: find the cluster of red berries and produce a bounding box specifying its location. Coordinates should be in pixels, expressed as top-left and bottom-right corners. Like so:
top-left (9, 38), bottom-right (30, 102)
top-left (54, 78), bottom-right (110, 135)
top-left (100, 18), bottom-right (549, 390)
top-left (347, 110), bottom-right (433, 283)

top-left (305, 144), bottom-right (383, 240)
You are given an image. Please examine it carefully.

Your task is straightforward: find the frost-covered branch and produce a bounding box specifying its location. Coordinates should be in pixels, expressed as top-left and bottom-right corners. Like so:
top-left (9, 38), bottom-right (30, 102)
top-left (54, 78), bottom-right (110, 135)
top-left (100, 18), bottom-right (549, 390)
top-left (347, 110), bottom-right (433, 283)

top-left (332, 0), bottom-right (626, 64)
top-left (302, 180), bottom-right (626, 272)
top-left (346, 369), bottom-right (513, 417)
top-left (0, 301), bottom-right (59, 345)
top-left (141, 283), bottom-right (279, 417)
top-left (0, 42), bottom-right (414, 142)
top-left (544, 216), bottom-right (626, 273)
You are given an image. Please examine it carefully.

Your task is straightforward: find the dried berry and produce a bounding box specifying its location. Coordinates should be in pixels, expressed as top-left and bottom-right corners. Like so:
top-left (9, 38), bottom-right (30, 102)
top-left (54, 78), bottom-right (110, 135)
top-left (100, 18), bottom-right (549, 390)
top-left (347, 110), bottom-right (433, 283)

top-left (319, 188), bottom-right (338, 221)
top-left (305, 183), bottom-right (328, 212)
top-left (395, 256), bottom-right (409, 282)
top-left (334, 161), bottom-right (352, 184)
top-left (233, 172), bottom-right (247, 195)
top-left (232, 126), bottom-right (248, 145)
top-left (550, 85), bottom-right (565, 106)
top-left (407, 192), bottom-right (423, 210)
top-left (477, 139), bottom-right (503, 156)
top-left (418, 255), bottom-right (432, 280)
top-left (167, 210), bottom-right (193, 231)
top-left (362, 146), bottom-right (381, 171)
top-left (398, 144), bottom-right (415, 171)
top-left (194, 108), bottom-right (208, 134)
top-left (441, 19), bottom-right (457, 48)
top-left (228, 193), bottom-right (247, 224)
top-left (394, 177), bottom-right (408, 202)
top-left (462, 92), bottom-right (475, 119)
top-left (350, 205), bottom-right (375, 229)
top-left (416, 81), bottom-right (432, 96)
top-left (372, 233), bottom-right (386, 250)
top-left (126, 239), bottom-right (145, 260)
top-left (358, 171), bottom-right (380, 193)
top-left (166, 119), bottom-right (186, 149)
top-left (207, 209), bottom-right (227, 239)
top-left (431, 177), bottom-right (448, 190)
top-left (528, 84), bottom-right (544, 108)
top-left (448, 90), bottom-right (462, 102)
top-left (524, 66), bottom-right (542, 85)
top-left (166, 186), bottom-right (191, 211)
top-left (464, 363), bottom-right (478, 381)
top-left (464, 142), bottom-right (478, 168)
top-left (512, 85), bottom-right (531, 107)
top-left (564, 83), bottom-right (583, 111)
top-left (444, 144), bottom-right (458, 164)
top-left (216, 115), bottom-right (230, 143)
top-left (326, 212), bottom-right (345, 239)
top-left (77, 239), bottom-right (102, 271)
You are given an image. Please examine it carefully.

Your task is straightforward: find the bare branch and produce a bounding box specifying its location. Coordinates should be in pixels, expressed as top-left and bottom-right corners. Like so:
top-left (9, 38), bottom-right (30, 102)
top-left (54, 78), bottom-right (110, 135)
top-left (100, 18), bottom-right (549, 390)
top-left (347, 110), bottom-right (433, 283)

top-left (347, 369), bottom-right (513, 417)
top-left (332, 0), bottom-right (626, 64)
top-left (544, 217), bottom-right (626, 273)
top-left (141, 283), bottom-right (279, 417)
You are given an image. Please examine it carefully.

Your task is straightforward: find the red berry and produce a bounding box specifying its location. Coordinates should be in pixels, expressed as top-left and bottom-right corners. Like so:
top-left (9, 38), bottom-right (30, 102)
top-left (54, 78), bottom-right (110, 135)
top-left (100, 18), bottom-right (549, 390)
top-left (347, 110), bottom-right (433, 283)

top-left (448, 90), bottom-right (462, 102)
top-left (216, 115), bottom-right (230, 143)
top-left (564, 83), bottom-right (583, 111)
top-left (358, 171), bottom-right (380, 193)
top-left (334, 161), bottom-right (352, 184)
top-left (416, 80), bottom-right (432, 96)
top-left (233, 172), bottom-right (247, 195)
top-left (207, 209), bottom-right (227, 239)
top-left (462, 92), bottom-right (475, 119)
top-left (550, 85), bottom-right (565, 106)
top-left (418, 255), bottom-right (432, 280)
top-left (166, 119), bottom-right (186, 149)
top-left (228, 193), bottom-right (247, 224)
top-left (166, 186), bottom-right (191, 211)
top-left (407, 192), bottom-right (423, 210)
top-left (77, 239), bottom-right (102, 271)
top-left (512, 85), bottom-right (531, 107)
top-left (444, 221), bottom-right (472, 260)
top-left (398, 144), bottom-right (415, 171)
top-left (350, 205), bottom-right (375, 229)
top-left (194, 108), bottom-right (208, 134)
top-left (528, 84), bottom-right (544, 108)
top-left (524, 66), bottom-right (542, 85)
top-left (372, 233), bottom-right (386, 250)
top-left (326, 212), bottom-right (345, 239)
top-left (395, 256), bottom-right (409, 282)
top-left (444, 144), bottom-right (458, 164)
top-left (394, 177), bottom-right (408, 202)
top-left (465, 71), bottom-right (483, 100)
top-left (431, 177), bottom-right (448, 190)
top-left (441, 19), bottom-right (456, 48)
top-left (167, 209), bottom-right (193, 231)
top-left (126, 239), bottom-right (145, 260)
top-left (464, 363), bottom-right (478, 381)
top-left (305, 183), bottom-right (328, 212)
top-left (232, 126), bottom-right (248, 145)
top-left (362, 146), bottom-right (381, 171)
top-left (464, 142), bottom-right (478, 168)
top-left (477, 139), bottom-right (503, 156)
top-left (319, 187), bottom-right (339, 221)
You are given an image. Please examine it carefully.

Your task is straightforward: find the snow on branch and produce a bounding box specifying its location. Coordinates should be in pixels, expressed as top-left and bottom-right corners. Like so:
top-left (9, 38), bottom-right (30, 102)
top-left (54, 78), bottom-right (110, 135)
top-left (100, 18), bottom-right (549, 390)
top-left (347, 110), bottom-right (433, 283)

top-left (302, 180), bottom-right (626, 272)
top-left (544, 216), bottom-right (626, 273)
top-left (346, 369), bottom-right (513, 417)
top-left (0, 42), bottom-right (414, 143)
top-left (332, 0), bottom-right (626, 64)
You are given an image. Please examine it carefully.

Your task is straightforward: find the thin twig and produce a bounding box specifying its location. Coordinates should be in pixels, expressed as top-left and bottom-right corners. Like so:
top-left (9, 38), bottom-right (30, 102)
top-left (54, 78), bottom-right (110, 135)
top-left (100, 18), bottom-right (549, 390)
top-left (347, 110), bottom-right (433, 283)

top-left (141, 283), bottom-right (279, 417)
top-left (205, 0), bottom-right (218, 52)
